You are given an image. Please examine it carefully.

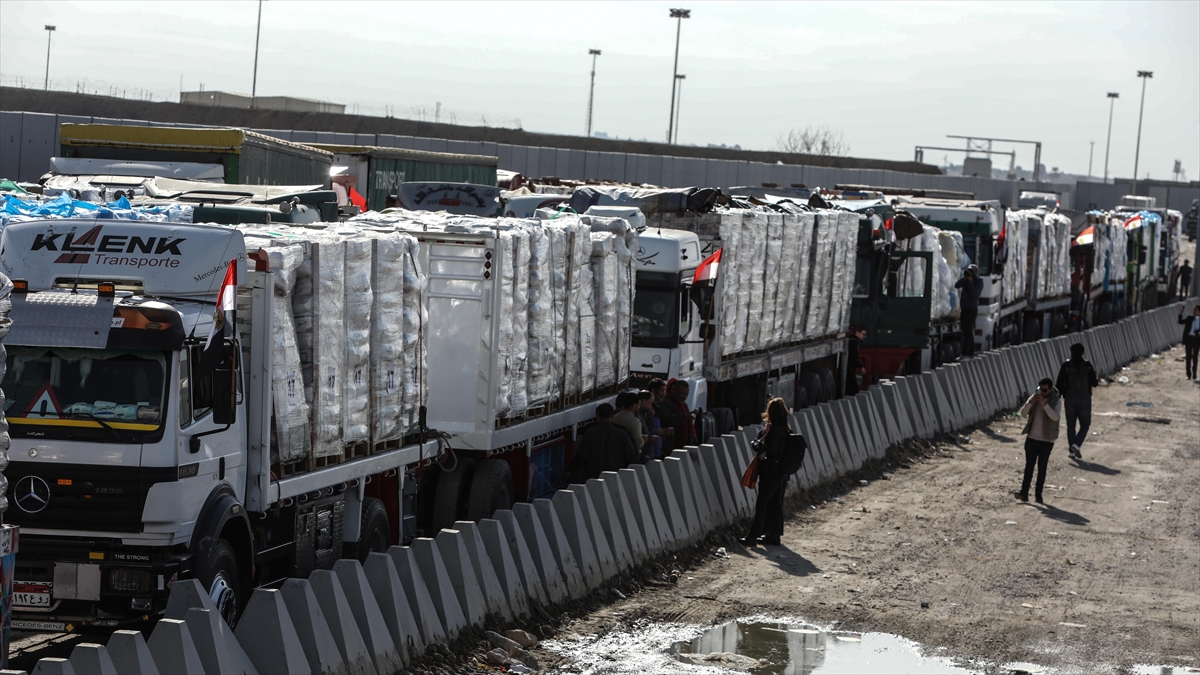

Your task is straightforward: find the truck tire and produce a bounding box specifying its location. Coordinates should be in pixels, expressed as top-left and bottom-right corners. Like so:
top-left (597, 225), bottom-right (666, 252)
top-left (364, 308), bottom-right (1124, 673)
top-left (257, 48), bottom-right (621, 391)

top-left (432, 457), bottom-right (475, 533)
top-left (197, 539), bottom-right (241, 628)
top-left (710, 407), bottom-right (735, 436)
top-left (465, 459), bottom-right (514, 522)
top-left (1023, 316), bottom-right (1041, 343)
top-left (798, 373), bottom-right (822, 408)
top-left (819, 368), bottom-right (836, 402)
top-left (793, 385), bottom-right (810, 410)
top-left (347, 497), bottom-right (391, 563)
top-left (1050, 312), bottom-right (1066, 337)
top-left (1097, 300), bottom-right (1113, 325)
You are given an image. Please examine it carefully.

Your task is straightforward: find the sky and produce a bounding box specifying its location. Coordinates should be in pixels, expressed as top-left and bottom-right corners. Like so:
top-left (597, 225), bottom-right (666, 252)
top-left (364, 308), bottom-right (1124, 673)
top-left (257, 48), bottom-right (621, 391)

top-left (1, 1), bottom-right (1197, 181)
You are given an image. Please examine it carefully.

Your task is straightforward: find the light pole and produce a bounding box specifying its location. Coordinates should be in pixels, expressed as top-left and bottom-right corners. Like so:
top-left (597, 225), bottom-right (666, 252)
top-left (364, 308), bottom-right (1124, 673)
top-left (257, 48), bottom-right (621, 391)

top-left (673, 74), bottom-right (685, 144)
top-left (43, 25), bottom-right (56, 90)
top-left (586, 49), bottom-right (601, 137)
top-left (1103, 92), bottom-right (1118, 183)
top-left (1132, 70), bottom-right (1152, 192)
top-left (251, 0), bottom-right (263, 108)
top-left (1088, 140), bottom-right (1094, 179)
top-left (666, 8), bottom-right (690, 144)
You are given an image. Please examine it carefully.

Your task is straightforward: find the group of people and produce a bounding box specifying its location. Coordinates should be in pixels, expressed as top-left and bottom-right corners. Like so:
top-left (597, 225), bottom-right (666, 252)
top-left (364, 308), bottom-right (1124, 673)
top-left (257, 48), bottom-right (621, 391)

top-left (565, 378), bottom-right (699, 484)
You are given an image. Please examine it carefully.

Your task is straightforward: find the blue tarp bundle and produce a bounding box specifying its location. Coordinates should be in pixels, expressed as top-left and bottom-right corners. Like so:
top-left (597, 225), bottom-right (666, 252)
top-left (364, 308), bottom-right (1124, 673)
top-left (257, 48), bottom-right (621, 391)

top-left (0, 193), bottom-right (193, 227)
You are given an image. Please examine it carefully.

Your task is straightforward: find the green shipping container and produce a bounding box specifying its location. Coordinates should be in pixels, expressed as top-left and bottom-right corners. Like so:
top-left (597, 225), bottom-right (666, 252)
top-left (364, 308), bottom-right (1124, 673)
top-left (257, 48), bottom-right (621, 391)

top-left (310, 144), bottom-right (498, 212)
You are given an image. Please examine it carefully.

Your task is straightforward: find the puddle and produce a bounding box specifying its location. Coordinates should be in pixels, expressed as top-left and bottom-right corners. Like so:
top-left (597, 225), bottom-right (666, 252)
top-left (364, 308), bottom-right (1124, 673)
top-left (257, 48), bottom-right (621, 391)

top-left (671, 620), bottom-right (977, 674)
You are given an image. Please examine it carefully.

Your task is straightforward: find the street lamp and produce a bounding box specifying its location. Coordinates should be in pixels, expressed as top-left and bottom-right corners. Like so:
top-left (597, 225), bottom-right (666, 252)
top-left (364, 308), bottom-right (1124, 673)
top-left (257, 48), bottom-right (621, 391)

top-left (673, 74), bottom-right (685, 144)
top-left (1132, 70), bottom-right (1152, 191)
top-left (586, 49), bottom-right (601, 137)
top-left (43, 25), bottom-right (56, 90)
top-left (666, 8), bottom-right (690, 144)
top-left (1103, 92), bottom-right (1118, 184)
top-left (251, 0), bottom-right (263, 108)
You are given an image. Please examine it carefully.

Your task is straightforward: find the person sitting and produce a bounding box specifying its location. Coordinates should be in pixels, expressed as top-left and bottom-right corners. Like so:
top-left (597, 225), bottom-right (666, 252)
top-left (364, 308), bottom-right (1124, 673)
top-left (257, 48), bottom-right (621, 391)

top-left (567, 403), bottom-right (639, 483)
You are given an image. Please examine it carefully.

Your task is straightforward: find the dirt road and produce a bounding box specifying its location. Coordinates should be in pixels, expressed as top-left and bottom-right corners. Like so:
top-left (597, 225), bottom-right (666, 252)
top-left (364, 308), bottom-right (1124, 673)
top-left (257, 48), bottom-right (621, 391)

top-left (539, 341), bottom-right (1200, 674)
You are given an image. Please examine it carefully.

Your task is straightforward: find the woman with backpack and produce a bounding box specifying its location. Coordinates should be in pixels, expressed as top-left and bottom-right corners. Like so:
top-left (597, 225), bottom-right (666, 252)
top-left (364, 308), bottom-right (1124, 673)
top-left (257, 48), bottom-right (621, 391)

top-left (740, 397), bottom-right (792, 547)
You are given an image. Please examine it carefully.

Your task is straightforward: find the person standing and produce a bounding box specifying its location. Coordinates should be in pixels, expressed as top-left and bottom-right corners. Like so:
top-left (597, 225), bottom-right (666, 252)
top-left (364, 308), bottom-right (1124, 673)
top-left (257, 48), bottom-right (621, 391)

top-left (659, 380), bottom-right (697, 452)
top-left (955, 264), bottom-right (984, 357)
top-left (1016, 378), bottom-right (1062, 504)
top-left (636, 391), bottom-right (663, 460)
top-left (1055, 343), bottom-right (1099, 459)
top-left (1178, 260), bottom-right (1192, 299)
top-left (740, 398), bottom-right (792, 547)
top-left (612, 392), bottom-right (644, 455)
top-left (1180, 303), bottom-right (1200, 380)
top-left (567, 403), bottom-right (639, 483)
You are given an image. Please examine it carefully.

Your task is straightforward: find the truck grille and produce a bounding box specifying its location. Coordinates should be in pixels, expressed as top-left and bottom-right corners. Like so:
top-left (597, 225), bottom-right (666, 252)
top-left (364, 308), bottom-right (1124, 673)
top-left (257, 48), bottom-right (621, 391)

top-left (3, 462), bottom-right (176, 533)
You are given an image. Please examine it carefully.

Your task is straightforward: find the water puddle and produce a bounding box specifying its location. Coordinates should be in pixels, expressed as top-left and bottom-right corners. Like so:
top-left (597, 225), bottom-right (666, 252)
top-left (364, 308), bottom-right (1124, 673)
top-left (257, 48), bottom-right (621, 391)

top-left (671, 619), bottom-right (976, 674)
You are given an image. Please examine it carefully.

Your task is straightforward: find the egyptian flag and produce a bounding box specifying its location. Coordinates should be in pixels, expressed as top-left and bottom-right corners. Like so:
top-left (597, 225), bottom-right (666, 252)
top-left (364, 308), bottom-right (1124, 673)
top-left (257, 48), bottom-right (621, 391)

top-left (693, 248), bottom-right (722, 286)
top-left (199, 259), bottom-right (237, 375)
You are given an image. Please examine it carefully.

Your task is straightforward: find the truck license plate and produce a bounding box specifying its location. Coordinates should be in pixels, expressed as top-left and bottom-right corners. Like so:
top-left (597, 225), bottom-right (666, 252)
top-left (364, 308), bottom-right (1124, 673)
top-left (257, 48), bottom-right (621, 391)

top-left (14, 582), bottom-right (52, 607)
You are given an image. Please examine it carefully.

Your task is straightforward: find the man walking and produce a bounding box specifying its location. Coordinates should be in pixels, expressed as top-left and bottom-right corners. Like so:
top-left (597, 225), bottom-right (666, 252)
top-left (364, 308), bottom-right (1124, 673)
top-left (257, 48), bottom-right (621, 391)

top-left (955, 264), bottom-right (984, 357)
top-left (1056, 343), bottom-right (1099, 459)
top-left (1016, 378), bottom-right (1062, 504)
top-left (568, 403), bottom-right (639, 483)
top-left (1179, 260), bottom-right (1192, 299)
top-left (1180, 303), bottom-right (1200, 380)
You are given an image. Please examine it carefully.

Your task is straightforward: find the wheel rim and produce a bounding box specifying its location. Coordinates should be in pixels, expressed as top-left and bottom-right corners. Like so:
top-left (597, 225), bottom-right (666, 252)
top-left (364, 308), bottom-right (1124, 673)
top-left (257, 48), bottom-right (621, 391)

top-left (209, 571), bottom-right (238, 627)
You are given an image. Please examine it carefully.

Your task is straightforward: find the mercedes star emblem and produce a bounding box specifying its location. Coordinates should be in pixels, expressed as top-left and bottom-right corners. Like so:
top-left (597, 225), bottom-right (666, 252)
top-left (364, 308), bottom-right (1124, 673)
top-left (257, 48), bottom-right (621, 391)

top-left (15, 476), bottom-right (51, 514)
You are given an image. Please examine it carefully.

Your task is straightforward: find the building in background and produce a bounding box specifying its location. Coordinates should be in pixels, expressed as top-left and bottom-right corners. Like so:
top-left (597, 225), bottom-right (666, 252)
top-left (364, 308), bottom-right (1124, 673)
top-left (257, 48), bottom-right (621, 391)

top-left (181, 90), bottom-right (345, 115)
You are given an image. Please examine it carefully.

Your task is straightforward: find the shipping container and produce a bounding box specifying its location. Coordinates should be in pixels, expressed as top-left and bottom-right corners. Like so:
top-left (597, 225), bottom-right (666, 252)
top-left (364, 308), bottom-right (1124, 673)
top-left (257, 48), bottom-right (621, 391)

top-left (57, 123), bottom-right (333, 187)
top-left (308, 143), bottom-right (498, 211)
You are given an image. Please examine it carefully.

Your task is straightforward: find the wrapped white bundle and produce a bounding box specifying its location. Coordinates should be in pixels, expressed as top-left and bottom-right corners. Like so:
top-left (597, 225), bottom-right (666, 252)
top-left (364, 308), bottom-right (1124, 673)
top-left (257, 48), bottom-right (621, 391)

top-left (790, 212), bottom-right (816, 339)
top-left (295, 238), bottom-right (347, 458)
top-left (805, 212), bottom-right (835, 338)
top-left (495, 232), bottom-right (515, 416)
top-left (776, 213), bottom-right (801, 344)
top-left (547, 224), bottom-right (570, 398)
top-left (1001, 212), bottom-right (1028, 306)
top-left (526, 225), bottom-right (554, 406)
top-left (399, 234), bottom-right (427, 430)
top-left (342, 236), bottom-right (373, 443)
top-left (586, 215), bottom-right (637, 385)
top-left (744, 211), bottom-right (768, 350)
top-left (265, 243), bottom-right (311, 462)
top-left (938, 231), bottom-right (967, 316)
top-left (1043, 213), bottom-right (1072, 298)
top-left (562, 222), bottom-right (586, 396)
top-left (733, 212), bottom-right (754, 352)
top-left (508, 226), bottom-right (531, 417)
top-left (718, 211), bottom-right (744, 355)
top-left (578, 236), bottom-right (597, 393)
top-left (368, 233), bottom-right (406, 442)
top-left (591, 232), bottom-right (619, 388)
top-left (833, 211), bottom-right (859, 333)
top-left (762, 213), bottom-right (783, 347)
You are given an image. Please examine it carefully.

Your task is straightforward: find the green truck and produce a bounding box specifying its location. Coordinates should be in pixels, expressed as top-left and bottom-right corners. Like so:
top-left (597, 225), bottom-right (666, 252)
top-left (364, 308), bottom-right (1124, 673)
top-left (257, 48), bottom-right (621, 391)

top-left (308, 144), bottom-right (498, 212)
top-left (58, 124), bottom-right (333, 187)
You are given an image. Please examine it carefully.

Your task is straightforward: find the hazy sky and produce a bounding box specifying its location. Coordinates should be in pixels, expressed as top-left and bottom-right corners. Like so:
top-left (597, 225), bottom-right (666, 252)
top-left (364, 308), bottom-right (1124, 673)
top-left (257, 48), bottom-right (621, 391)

top-left (2, 1), bottom-right (1197, 180)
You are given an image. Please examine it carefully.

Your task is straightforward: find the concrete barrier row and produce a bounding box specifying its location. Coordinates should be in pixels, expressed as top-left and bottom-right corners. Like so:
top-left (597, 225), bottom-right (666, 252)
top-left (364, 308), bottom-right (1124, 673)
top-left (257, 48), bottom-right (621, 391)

top-left (18, 303), bottom-right (1185, 675)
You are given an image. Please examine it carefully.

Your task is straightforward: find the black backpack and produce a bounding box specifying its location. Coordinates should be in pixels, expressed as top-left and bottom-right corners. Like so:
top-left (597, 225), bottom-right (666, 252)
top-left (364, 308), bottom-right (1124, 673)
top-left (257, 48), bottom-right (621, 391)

top-left (780, 432), bottom-right (808, 475)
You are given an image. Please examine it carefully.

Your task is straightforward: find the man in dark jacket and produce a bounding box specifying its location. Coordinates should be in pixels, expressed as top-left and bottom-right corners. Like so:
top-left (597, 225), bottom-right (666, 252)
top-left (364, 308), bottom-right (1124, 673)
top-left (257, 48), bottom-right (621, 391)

top-left (658, 380), bottom-right (697, 452)
top-left (1179, 260), bottom-right (1192, 298)
top-left (1055, 342), bottom-right (1099, 459)
top-left (1181, 303), bottom-right (1200, 380)
top-left (955, 264), bottom-right (984, 357)
top-left (567, 403), bottom-right (639, 483)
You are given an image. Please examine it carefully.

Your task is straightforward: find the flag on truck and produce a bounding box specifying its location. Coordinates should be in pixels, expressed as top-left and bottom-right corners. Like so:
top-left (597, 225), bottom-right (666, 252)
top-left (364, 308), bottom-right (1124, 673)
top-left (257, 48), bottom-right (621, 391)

top-left (693, 248), bottom-right (722, 285)
top-left (199, 258), bottom-right (237, 374)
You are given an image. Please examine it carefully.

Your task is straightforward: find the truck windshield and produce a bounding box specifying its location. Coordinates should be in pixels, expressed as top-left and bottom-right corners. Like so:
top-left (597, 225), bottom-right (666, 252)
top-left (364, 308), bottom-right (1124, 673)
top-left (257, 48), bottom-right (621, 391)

top-left (633, 285), bottom-right (680, 349)
top-left (2, 347), bottom-right (168, 441)
top-left (961, 234), bottom-right (992, 275)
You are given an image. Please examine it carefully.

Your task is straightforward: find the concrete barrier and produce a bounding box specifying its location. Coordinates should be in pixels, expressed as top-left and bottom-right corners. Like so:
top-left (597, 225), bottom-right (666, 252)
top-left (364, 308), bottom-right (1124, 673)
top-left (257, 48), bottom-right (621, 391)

top-left (598, 472), bottom-right (648, 564)
top-left (30, 660), bottom-right (74, 675)
top-left (531, 499), bottom-right (589, 599)
top-left (583, 479), bottom-right (635, 571)
top-left (362, 553), bottom-right (425, 661)
top-left (409, 538), bottom-right (469, 640)
top-left (106, 630), bottom-right (159, 675)
top-left (68, 644), bottom-right (118, 675)
top-left (477, 518), bottom-right (532, 618)
top-left (673, 449), bottom-right (717, 533)
top-left (279, 578), bottom-right (348, 675)
top-left (697, 444), bottom-right (738, 525)
top-left (492, 509), bottom-right (554, 607)
top-left (308, 572), bottom-right (376, 675)
top-left (234, 589), bottom-right (311, 675)
top-left (619, 466), bottom-right (668, 555)
top-left (331, 560), bottom-right (403, 674)
top-left (386, 546), bottom-right (448, 648)
top-left (643, 460), bottom-right (689, 545)
top-left (451, 521), bottom-right (514, 622)
top-left (433, 529), bottom-right (489, 627)
top-left (183, 607), bottom-right (257, 675)
top-left (662, 456), bottom-right (703, 542)
top-left (561, 486), bottom-right (620, 581)
top-left (712, 437), bottom-right (751, 516)
top-left (510, 503), bottom-right (570, 604)
top-left (550, 490), bottom-right (606, 587)
top-left (163, 579), bottom-right (219, 621)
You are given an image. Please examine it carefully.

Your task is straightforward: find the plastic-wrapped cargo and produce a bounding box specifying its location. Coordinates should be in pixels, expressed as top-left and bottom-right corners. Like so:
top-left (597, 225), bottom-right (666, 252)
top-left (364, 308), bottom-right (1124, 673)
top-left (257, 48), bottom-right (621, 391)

top-left (591, 232), bottom-right (620, 388)
top-left (508, 226), bottom-right (532, 417)
top-left (938, 230), bottom-right (968, 315)
top-left (761, 213), bottom-right (783, 347)
top-left (290, 236), bottom-right (347, 458)
top-left (1001, 211), bottom-right (1029, 307)
top-left (744, 211), bottom-right (768, 350)
top-left (1037, 212), bottom-right (1072, 300)
top-left (341, 235), bottom-right (373, 443)
top-left (827, 211), bottom-right (858, 334)
top-left (586, 216), bottom-right (637, 387)
top-left (789, 212), bottom-right (816, 340)
top-left (718, 211), bottom-right (745, 355)
top-left (526, 226), bottom-right (555, 407)
top-left (495, 231), bottom-right (516, 417)
top-left (775, 213), bottom-right (801, 345)
top-left (805, 212), bottom-right (836, 338)
top-left (398, 234), bottom-right (427, 431)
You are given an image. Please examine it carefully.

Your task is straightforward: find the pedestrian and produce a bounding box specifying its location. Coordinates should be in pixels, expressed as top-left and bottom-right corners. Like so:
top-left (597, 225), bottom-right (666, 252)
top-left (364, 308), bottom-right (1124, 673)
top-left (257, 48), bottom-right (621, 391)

top-left (612, 392), bottom-right (644, 454)
top-left (567, 403), bottom-right (639, 483)
top-left (955, 264), bottom-right (984, 357)
top-left (1180, 303), bottom-right (1200, 380)
top-left (1179, 260), bottom-right (1192, 298)
top-left (740, 397), bottom-right (792, 547)
top-left (1055, 343), bottom-right (1099, 459)
top-left (647, 377), bottom-right (673, 449)
top-left (636, 390), bottom-right (663, 459)
top-left (658, 379), bottom-right (697, 452)
top-left (1015, 378), bottom-right (1062, 504)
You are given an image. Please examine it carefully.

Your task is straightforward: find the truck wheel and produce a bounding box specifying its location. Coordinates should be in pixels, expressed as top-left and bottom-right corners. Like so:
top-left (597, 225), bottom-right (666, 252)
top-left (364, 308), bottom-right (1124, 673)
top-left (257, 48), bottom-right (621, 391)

top-left (1023, 316), bottom-right (1041, 343)
top-left (1097, 300), bottom-right (1113, 325)
top-left (819, 368), bottom-right (836, 402)
top-left (432, 457), bottom-right (475, 533)
top-left (198, 539), bottom-right (241, 628)
top-left (710, 407), bottom-right (735, 436)
top-left (353, 497), bottom-right (391, 562)
top-left (465, 459), bottom-right (514, 522)
top-left (1050, 312), bottom-right (1066, 337)
top-left (798, 373), bottom-right (822, 407)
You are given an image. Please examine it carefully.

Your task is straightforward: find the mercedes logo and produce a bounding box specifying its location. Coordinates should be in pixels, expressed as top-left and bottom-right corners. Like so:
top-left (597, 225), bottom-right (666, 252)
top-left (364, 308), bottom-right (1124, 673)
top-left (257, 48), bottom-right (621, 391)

top-left (15, 476), bottom-right (51, 514)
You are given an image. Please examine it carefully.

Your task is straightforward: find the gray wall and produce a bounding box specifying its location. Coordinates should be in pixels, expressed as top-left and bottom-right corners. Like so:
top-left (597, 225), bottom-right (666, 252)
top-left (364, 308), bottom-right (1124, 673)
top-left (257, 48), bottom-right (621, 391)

top-left (1074, 179), bottom-right (1200, 213)
top-left (3, 109), bottom-right (1083, 207)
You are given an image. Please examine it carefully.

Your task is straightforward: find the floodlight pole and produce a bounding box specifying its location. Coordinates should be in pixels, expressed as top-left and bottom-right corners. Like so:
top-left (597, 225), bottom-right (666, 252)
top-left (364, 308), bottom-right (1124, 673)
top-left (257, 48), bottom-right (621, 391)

top-left (667, 8), bottom-right (689, 144)
top-left (44, 25), bottom-right (56, 90)
top-left (586, 49), bottom-right (601, 137)
top-left (673, 74), bottom-right (685, 144)
top-left (1132, 70), bottom-right (1152, 192)
top-left (251, 0), bottom-right (263, 108)
top-left (1103, 92), bottom-right (1118, 183)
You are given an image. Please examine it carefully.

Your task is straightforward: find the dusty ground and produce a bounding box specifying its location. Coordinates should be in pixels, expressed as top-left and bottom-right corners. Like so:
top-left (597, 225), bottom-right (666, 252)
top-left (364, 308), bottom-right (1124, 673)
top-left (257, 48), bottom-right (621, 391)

top-left (536, 341), bottom-right (1200, 674)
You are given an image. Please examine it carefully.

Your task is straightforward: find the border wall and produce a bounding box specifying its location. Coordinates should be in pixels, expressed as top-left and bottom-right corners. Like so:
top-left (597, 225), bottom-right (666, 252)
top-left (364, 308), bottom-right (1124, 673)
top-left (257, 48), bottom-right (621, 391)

top-left (10, 302), bottom-right (1186, 675)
